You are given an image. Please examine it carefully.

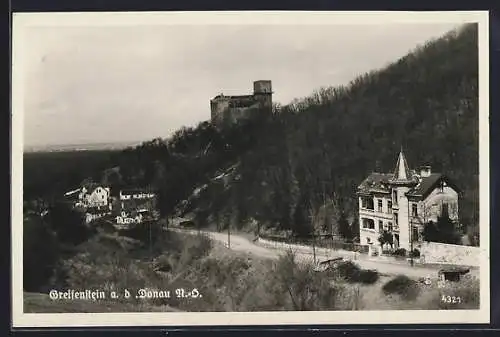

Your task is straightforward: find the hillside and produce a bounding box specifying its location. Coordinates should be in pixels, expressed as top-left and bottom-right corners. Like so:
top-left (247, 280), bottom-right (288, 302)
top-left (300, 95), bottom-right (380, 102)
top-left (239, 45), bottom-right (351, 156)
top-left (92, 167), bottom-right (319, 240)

top-left (23, 23), bottom-right (479, 239)
top-left (103, 23), bottom-right (478, 237)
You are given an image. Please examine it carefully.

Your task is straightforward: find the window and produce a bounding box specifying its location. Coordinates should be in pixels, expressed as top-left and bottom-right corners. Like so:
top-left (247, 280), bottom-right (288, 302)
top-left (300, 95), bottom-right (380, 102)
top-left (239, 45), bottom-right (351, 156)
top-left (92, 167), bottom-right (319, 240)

top-left (412, 227), bottom-right (419, 242)
top-left (442, 203), bottom-right (449, 217)
top-left (377, 199), bottom-right (383, 212)
top-left (393, 190), bottom-right (398, 205)
top-left (387, 200), bottom-right (392, 213)
top-left (394, 212), bottom-right (399, 226)
top-left (361, 197), bottom-right (374, 210)
top-left (379, 220), bottom-right (384, 232)
top-left (412, 203), bottom-right (418, 217)
top-left (362, 218), bottom-right (375, 230)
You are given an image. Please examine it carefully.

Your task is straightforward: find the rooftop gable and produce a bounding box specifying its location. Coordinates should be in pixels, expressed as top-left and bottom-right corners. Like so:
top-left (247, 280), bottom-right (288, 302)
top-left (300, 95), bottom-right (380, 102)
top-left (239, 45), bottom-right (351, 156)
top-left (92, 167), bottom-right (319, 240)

top-left (407, 174), bottom-right (461, 198)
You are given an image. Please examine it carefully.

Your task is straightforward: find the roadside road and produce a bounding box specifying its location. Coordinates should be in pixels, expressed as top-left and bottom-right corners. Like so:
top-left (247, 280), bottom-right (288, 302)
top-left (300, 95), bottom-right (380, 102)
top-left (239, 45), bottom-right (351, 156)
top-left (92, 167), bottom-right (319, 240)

top-left (168, 227), bottom-right (479, 279)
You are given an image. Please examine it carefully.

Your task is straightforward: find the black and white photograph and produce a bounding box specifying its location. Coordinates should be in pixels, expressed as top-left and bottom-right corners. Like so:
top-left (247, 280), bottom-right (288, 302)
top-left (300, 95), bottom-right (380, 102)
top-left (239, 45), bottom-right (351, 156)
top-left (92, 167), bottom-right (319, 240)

top-left (11, 11), bottom-right (490, 327)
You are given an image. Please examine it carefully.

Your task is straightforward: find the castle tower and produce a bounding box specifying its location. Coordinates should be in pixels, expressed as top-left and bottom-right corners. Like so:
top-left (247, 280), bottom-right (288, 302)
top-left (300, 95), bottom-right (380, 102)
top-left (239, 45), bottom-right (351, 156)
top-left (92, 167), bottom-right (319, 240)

top-left (388, 148), bottom-right (417, 250)
top-left (253, 80), bottom-right (273, 110)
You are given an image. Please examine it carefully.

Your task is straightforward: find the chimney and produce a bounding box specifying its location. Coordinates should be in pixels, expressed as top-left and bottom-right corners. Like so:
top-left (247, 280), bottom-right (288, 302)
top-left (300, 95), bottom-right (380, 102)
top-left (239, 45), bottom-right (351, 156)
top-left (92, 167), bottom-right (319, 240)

top-left (420, 165), bottom-right (432, 177)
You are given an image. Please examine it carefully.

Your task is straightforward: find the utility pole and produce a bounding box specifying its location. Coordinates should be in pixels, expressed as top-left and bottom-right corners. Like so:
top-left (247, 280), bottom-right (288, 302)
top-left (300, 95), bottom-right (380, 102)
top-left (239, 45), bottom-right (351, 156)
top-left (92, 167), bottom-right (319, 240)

top-left (309, 213), bottom-right (317, 265)
top-left (149, 221), bottom-right (153, 260)
top-left (409, 201), bottom-right (414, 267)
top-left (322, 182), bottom-right (328, 236)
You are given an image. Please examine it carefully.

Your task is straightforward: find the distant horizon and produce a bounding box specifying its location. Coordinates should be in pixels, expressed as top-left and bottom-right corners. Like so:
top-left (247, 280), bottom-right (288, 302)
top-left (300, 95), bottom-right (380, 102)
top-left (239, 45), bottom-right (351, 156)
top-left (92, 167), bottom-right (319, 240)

top-left (23, 139), bottom-right (145, 152)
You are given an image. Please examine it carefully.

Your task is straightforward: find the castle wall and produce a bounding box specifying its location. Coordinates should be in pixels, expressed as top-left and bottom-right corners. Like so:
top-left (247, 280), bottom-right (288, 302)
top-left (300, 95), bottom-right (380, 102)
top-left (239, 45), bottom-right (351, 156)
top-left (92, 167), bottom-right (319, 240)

top-left (210, 80), bottom-right (272, 124)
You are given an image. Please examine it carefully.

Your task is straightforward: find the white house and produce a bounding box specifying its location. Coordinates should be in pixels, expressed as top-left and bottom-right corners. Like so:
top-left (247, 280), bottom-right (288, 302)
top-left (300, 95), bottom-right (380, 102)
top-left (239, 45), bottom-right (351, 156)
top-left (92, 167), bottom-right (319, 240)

top-left (356, 150), bottom-right (460, 250)
top-left (76, 183), bottom-right (112, 211)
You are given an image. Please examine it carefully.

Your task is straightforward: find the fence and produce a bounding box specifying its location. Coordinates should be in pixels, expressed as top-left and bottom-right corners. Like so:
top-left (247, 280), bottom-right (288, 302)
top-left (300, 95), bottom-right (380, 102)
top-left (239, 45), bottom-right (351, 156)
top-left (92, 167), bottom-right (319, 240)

top-left (259, 234), bottom-right (368, 254)
top-left (256, 234), bottom-right (369, 261)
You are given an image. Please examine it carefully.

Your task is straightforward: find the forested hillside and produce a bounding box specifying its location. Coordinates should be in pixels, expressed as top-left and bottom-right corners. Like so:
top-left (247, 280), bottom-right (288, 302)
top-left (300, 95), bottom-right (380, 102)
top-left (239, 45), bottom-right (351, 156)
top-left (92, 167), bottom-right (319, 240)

top-left (25, 23), bottom-right (479, 239)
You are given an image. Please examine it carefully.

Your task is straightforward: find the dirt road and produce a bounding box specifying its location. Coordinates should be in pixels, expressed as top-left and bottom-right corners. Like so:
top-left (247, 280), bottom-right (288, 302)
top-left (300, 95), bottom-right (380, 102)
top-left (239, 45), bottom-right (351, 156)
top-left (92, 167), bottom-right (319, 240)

top-left (169, 227), bottom-right (478, 279)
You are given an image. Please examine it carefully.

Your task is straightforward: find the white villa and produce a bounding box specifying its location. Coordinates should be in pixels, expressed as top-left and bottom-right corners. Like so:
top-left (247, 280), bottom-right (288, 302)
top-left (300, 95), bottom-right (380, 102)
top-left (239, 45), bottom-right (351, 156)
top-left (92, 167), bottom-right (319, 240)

top-left (356, 150), bottom-right (460, 250)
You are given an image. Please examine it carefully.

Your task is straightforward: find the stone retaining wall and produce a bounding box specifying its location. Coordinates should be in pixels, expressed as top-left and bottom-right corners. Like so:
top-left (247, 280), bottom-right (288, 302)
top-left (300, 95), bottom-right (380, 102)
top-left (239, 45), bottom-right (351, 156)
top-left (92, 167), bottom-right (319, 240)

top-left (420, 242), bottom-right (480, 267)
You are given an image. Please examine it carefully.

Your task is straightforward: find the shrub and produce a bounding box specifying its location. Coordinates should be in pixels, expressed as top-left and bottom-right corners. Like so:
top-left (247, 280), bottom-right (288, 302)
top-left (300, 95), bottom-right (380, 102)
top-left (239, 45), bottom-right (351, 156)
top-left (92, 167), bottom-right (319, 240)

top-left (392, 248), bottom-right (407, 257)
top-left (382, 275), bottom-right (420, 301)
top-left (45, 202), bottom-right (92, 245)
top-left (271, 251), bottom-right (347, 311)
top-left (335, 261), bottom-right (361, 280)
top-left (333, 261), bottom-right (379, 284)
top-left (378, 230), bottom-right (393, 247)
top-left (355, 269), bottom-right (379, 284)
top-left (409, 249), bottom-right (420, 258)
top-left (24, 217), bottom-right (60, 292)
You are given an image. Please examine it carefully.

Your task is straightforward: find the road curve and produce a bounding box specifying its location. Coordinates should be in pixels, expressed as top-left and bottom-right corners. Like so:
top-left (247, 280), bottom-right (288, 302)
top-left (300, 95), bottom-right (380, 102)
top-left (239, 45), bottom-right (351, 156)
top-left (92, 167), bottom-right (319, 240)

top-left (168, 227), bottom-right (477, 280)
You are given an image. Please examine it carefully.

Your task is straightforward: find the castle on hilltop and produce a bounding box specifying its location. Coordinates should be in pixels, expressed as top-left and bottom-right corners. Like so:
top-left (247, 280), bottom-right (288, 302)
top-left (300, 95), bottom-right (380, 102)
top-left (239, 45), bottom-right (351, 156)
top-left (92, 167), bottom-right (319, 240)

top-left (210, 80), bottom-right (273, 124)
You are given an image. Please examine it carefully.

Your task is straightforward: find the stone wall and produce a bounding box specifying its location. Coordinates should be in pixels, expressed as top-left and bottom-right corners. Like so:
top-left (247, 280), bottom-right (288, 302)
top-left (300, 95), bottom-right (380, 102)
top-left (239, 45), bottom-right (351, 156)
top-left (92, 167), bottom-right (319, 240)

top-left (420, 241), bottom-right (480, 267)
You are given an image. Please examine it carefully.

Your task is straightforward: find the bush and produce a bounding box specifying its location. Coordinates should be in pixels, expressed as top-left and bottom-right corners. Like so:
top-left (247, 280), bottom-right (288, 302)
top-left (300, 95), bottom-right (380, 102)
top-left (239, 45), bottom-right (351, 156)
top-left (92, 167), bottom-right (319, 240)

top-left (392, 248), bottom-right (407, 257)
top-left (335, 261), bottom-right (361, 280)
top-left (45, 202), bottom-right (92, 245)
top-left (355, 269), bottom-right (380, 284)
top-left (23, 217), bottom-right (60, 292)
top-left (271, 251), bottom-right (349, 311)
top-left (334, 261), bottom-right (379, 284)
top-left (409, 249), bottom-right (420, 258)
top-left (382, 275), bottom-right (420, 301)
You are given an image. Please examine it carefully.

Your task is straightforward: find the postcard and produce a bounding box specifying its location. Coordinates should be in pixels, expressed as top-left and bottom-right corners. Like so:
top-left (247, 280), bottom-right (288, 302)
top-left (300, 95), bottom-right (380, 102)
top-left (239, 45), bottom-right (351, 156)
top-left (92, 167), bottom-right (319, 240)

top-left (11, 10), bottom-right (490, 327)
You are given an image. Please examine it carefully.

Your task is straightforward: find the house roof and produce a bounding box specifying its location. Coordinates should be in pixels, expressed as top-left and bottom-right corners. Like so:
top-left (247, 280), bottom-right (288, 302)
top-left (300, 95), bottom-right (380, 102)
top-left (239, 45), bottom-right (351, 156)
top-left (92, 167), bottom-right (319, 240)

top-left (81, 180), bottom-right (107, 191)
top-left (357, 173), bottom-right (393, 194)
top-left (358, 171), bottom-right (460, 199)
top-left (407, 173), bottom-right (461, 198)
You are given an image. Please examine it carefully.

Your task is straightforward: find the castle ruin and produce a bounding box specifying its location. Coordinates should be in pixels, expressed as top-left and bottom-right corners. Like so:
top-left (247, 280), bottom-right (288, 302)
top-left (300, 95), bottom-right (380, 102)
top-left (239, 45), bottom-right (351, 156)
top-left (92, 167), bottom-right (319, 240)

top-left (210, 80), bottom-right (273, 125)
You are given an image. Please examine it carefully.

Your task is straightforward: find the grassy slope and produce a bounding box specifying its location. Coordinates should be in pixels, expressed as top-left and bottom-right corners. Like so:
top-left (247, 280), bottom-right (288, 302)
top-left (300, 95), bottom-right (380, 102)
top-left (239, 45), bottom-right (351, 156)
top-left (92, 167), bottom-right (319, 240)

top-left (23, 229), bottom-right (479, 313)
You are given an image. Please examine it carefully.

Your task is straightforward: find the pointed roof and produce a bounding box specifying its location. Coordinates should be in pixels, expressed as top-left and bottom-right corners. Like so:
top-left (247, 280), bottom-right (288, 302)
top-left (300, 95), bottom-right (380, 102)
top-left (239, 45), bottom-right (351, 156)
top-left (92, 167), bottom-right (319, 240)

top-left (389, 148), bottom-right (416, 185)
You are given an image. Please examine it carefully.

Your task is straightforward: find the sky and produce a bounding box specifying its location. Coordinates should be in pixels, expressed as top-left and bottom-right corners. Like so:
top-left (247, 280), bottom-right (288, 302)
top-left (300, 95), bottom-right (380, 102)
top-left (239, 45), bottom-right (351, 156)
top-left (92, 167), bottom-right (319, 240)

top-left (21, 21), bottom-right (463, 147)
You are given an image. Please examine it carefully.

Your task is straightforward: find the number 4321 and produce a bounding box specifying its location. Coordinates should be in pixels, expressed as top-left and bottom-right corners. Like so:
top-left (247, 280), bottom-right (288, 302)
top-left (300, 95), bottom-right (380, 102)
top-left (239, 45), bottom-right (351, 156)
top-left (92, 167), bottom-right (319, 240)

top-left (441, 295), bottom-right (462, 304)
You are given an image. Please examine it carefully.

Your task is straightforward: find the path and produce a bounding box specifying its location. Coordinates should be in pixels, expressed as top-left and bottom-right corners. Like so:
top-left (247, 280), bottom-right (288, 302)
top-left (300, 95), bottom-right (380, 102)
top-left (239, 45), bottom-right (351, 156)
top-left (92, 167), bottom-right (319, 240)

top-left (168, 227), bottom-right (478, 279)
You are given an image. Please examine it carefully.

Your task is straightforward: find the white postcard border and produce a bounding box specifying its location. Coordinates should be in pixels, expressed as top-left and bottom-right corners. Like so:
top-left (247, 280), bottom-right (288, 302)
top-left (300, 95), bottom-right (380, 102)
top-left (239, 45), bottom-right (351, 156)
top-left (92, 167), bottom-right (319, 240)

top-left (11, 10), bottom-right (490, 327)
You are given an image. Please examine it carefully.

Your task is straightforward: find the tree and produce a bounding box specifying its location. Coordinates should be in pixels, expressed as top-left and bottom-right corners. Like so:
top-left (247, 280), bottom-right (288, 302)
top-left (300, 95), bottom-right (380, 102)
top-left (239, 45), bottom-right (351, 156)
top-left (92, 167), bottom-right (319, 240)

top-left (378, 230), bottom-right (394, 249)
top-left (422, 215), bottom-right (461, 244)
top-left (23, 217), bottom-right (60, 291)
top-left (350, 218), bottom-right (360, 243)
top-left (45, 202), bottom-right (90, 246)
top-left (466, 222), bottom-right (480, 247)
top-left (338, 211), bottom-right (352, 241)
